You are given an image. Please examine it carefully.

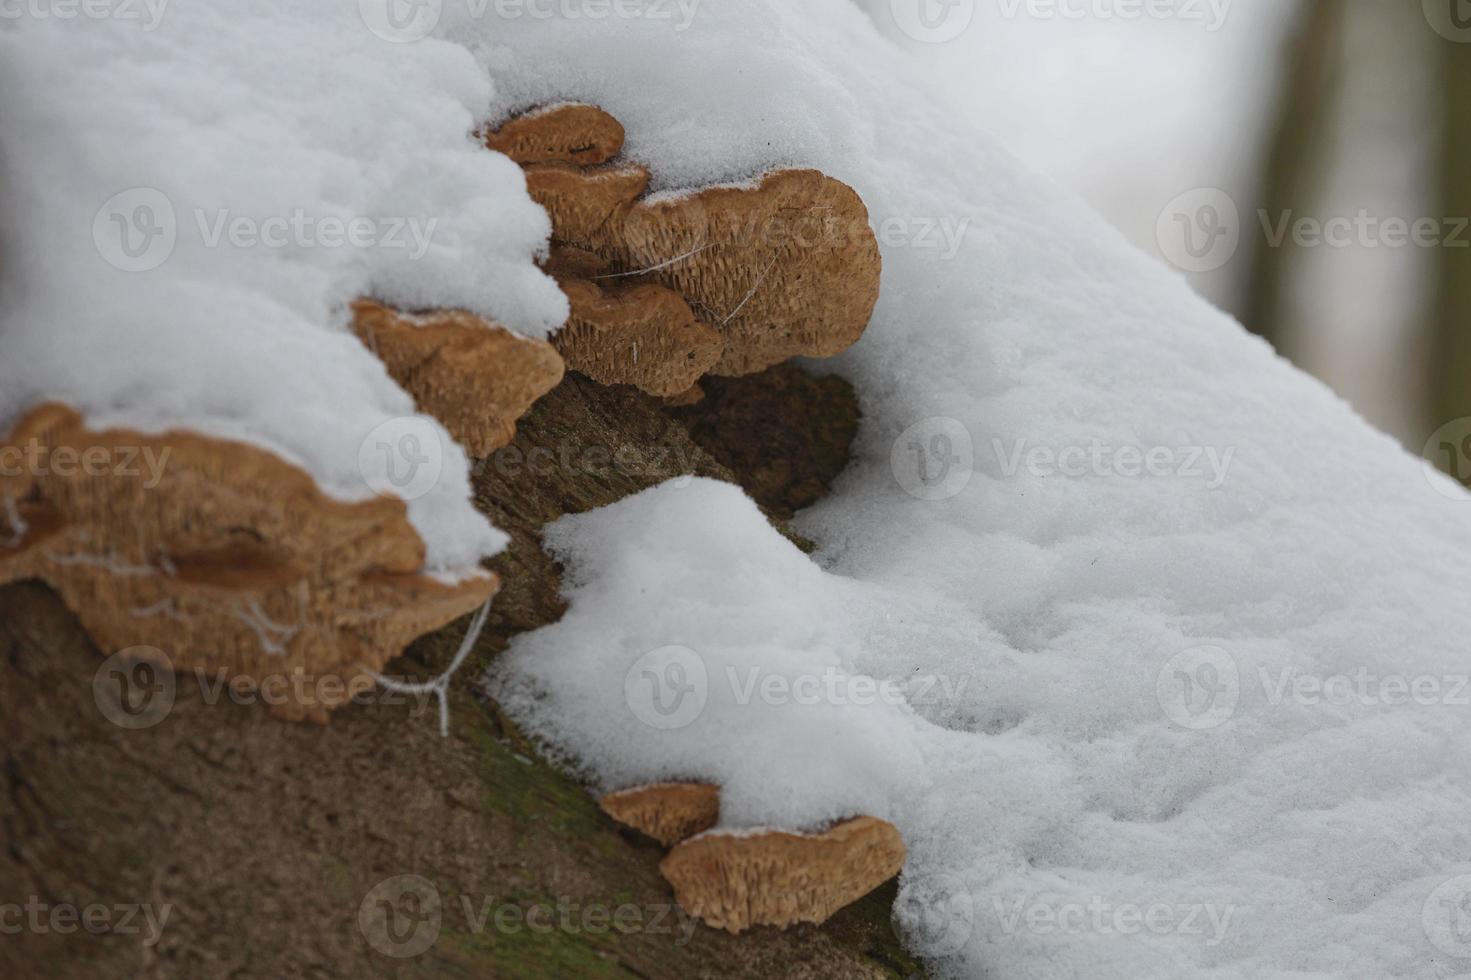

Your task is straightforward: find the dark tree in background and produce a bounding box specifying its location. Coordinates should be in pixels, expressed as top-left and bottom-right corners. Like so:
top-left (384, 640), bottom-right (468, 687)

top-left (1431, 20), bottom-right (1471, 447)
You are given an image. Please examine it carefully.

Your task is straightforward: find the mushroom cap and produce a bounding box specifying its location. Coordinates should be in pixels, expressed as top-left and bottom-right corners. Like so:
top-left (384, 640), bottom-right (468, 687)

top-left (352, 299), bottom-right (565, 458)
top-left (548, 264), bottom-right (724, 398)
top-left (0, 404), bottom-right (496, 722)
top-left (626, 169), bottom-right (882, 377)
top-left (485, 103), bottom-right (625, 167)
top-left (659, 816), bottom-right (906, 933)
top-left (599, 782), bottom-right (721, 846)
top-left (500, 105), bottom-right (881, 382)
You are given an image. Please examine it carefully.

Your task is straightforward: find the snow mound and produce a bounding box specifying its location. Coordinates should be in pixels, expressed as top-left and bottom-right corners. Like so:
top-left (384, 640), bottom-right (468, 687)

top-left (0, 0), bottom-right (572, 568)
top-left (484, 2), bottom-right (1471, 977)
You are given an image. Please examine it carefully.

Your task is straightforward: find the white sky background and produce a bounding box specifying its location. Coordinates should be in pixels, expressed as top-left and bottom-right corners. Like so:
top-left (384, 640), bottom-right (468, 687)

top-left (856, 0), bottom-right (1436, 446)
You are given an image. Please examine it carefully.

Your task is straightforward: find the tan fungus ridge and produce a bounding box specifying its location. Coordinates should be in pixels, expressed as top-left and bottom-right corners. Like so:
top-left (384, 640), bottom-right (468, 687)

top-left (599, 782), bottom-right (721, 846)
top-left (487, 104), bottom-right (881, 386)
top-left (352, 299), bottom-right (565, 458)
top-left (0, 404), bottom-right (497, 722)
top-left (660, 816), bottom-right (907, 934)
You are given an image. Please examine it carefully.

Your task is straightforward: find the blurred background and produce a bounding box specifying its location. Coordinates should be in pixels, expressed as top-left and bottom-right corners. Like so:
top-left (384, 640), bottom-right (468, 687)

top-left (856, 0), bottom-right (1470, 475)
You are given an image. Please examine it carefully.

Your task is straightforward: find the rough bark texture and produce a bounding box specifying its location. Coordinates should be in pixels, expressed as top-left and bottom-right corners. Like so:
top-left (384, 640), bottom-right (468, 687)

top-left (0, 368), bottom-right (918, 979)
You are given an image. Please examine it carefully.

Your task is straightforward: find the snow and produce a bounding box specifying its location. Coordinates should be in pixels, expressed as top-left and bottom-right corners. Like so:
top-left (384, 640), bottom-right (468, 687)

top-left (0, 0), bottom-right (574, 570)
top-left (481, 2), bottom-right (1471, 977)
top-left (6, 1), bottom-right (1470, 976)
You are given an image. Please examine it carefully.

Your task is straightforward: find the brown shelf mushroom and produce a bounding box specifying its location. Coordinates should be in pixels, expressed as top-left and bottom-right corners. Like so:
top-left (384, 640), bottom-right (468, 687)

top-left (660, 816), bottom-right (906, 933)
top-left (484, 103), bottom-right (625, 167)
top-left (352, 299), bottom-right (565, 458)
top-left (541, 247), bottom-right (723, 397)
top-left (599, 782), bottom-right (721, 846)
top-left (0, 404), bottom-right (497, 723)
top-left (489, 106), bottom-right (882, 383)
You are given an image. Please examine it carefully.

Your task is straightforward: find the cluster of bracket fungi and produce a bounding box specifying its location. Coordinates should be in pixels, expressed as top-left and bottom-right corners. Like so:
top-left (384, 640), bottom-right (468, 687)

top-left (0, 104), bottom-right (895, 930)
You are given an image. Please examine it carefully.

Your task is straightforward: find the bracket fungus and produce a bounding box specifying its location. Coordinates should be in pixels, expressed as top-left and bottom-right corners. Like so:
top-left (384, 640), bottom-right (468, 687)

top-left (487, 105), bottom-right (881, 388)
top-left (0, 404), bottom-right (497, 722)
top-left (599, 782), bottom-right (721, 846)
top-left (483, 102), bottom-right (626, 167)
top-left (352, 299), bottom-right (565, 458)
top-left (659, 816), bottom-right (906, 933)
top-left (544, 247), bottom-right (724, 397)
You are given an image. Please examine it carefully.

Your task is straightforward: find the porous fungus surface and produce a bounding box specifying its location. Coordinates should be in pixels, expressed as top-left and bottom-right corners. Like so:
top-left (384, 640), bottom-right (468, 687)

top-left (351, 299), bottom-right (565, 457)
top-left (490, 107), bottom-right (880, 384)
top-left (599, 782), bottom-right (721, 846)
top-left (0, 404), bottom-right (496, 722)
top-left (660, 817), bottom-right (906, 933)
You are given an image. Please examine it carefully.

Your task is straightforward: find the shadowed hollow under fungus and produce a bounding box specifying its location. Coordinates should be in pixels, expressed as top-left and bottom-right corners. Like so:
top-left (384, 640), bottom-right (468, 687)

top-left (0, 403), bottom-right (497, 723)
top-left (660, 817), bottom-right (907, 934)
